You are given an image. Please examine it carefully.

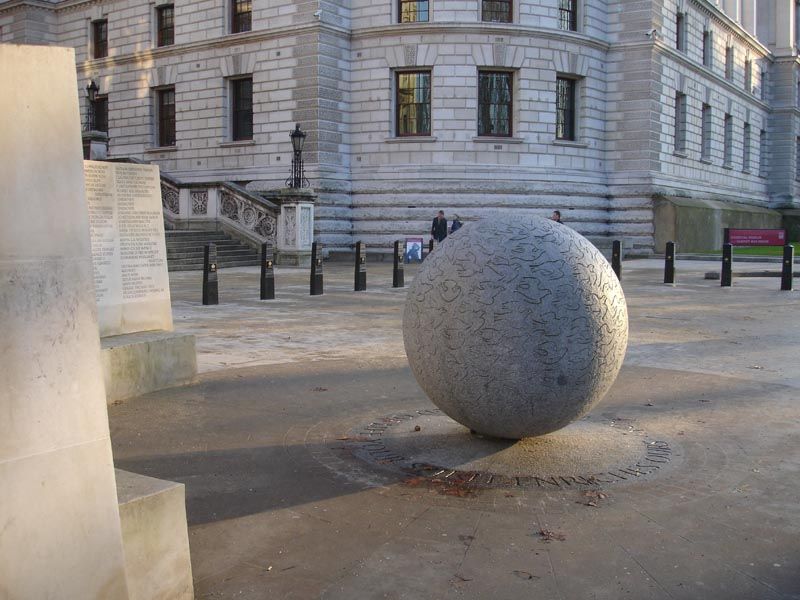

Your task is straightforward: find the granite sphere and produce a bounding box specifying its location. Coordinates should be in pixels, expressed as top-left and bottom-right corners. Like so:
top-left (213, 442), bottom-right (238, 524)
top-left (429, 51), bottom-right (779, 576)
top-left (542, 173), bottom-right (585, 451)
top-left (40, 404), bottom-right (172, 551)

top-left (402, 215), bottom-right (628, 439)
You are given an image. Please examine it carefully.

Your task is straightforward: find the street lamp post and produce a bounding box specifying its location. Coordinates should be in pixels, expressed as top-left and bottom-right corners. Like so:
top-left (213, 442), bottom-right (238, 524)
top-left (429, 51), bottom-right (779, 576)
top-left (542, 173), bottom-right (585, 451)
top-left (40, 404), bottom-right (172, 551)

top-left (286, 123), bottom-right (309, 188)
top-left (85, 80), bottom-right (99, 131)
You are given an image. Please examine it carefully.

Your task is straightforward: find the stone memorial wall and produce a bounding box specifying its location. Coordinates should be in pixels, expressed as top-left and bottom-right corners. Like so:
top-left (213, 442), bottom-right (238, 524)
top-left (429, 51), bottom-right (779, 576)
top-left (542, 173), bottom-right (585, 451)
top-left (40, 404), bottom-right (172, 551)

top-left (85, 161), bottom-right (173, 337)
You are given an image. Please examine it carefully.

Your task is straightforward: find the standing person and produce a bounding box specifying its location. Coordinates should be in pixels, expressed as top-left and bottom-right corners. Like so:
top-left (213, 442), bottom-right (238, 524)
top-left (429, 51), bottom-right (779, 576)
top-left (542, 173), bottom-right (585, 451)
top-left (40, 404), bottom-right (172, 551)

top-left (431, 210), bottom-right (448, 243)
top-left (450, 214), bottom-right (463, 234)
top-left (550, 210), bottom-right (563, 224)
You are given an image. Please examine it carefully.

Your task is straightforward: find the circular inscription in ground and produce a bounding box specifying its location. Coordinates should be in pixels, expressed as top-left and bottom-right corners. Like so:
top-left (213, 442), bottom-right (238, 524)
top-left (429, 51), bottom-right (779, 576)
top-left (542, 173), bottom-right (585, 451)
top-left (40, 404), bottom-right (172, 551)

top-left (344, 409), bottom-right (674, 489)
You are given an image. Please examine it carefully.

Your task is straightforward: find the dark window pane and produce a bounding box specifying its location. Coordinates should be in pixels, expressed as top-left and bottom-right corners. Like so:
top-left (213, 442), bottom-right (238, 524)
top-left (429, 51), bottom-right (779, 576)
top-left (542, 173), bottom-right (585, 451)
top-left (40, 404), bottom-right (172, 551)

top-left (398, 0), bottom-right (429, 22)
top-left (558, 0), bottom-right (577, 31)
top-left (157, 5), bottom-right (174, 47)
top-left (478, 72), bottom-right (512, 137)
top-left (396, 72), bottom-right (431, 136)
top-left (556, 77), bottom-right (575, 141)
top-left (93, 96), bottom-right (108, 133)
top-left (482, 0), bottom-right (511, 23)
top-left (158, 88), bottom-right (176, 147)
top-left (232, 0), bottom-right (252, 33)
top-left (93, 20), bottom-right (108, 59)
top-left (232, 78), bottom-right (253, 141)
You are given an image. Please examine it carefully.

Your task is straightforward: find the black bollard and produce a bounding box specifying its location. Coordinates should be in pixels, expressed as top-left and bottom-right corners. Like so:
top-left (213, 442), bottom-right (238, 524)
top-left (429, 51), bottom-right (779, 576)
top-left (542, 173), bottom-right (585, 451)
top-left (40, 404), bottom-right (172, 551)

top-left (611, 240), bottom-right (622, 280)
top-left (393, 240), bottom-right (404, 288)
top-left (260, 242), bottom-right (275, 300)
top-left (354, 241), bottom-right (367, 291)
top-left (721, 243), bottom-right (732, 287)
top-left (424, 238), bottom-right (434, 260)
top-left (202, 243), bottom-right (219, 305)
top-left (310, 242), bottom-right (323, 296)
top-left (664, 241), bottom-right (676, 284)
top-left (781, 244), bottom-right (794, 291)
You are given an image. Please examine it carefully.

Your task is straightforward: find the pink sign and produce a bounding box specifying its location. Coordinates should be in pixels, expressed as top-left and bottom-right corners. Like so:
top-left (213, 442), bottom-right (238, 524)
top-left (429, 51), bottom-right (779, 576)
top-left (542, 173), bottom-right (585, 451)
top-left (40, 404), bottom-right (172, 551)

top-left (725, 228), bottom-right (786, 247)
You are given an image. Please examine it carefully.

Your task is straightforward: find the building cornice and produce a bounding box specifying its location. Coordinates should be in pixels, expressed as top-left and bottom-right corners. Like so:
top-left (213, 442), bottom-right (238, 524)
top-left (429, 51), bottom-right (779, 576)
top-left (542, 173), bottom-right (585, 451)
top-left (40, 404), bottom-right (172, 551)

top-left (689, 0), bottom-right (772, 57)
top-left (0, 1), bottom-right (57, 15)
top-left (351, 22), bottom-right (610, 52)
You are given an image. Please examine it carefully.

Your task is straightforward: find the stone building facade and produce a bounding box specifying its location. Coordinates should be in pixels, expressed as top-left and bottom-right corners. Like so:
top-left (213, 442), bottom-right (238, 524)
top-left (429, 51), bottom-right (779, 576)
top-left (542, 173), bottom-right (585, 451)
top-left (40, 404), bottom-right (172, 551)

top-left (2, 0), bottom-right (798, 253)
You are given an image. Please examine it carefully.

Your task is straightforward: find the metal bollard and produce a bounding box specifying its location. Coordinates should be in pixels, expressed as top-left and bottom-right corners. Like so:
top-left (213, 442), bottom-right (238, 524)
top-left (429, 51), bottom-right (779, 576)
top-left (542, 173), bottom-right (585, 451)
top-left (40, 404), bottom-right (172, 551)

top-left (611, 240), bottom-right (622, 280)
top-left (393, 240), bottom-right (404, 288)
top-left (354, 241), bottom-right (367, 291)
top-left (721, 243), bottom-right (732, 287)
top-left (424, 238), bottom-right (434, 260)
top-left (202, 243), bottom-right (219, 305)
top-left (664, 241), bottom-right (676, 284)
top-left (781, 244), bottom-right (794, 291)
top-left (310, 242), bottom-right (323, 296)
top-left (260, 242), bottom-right (275, 300)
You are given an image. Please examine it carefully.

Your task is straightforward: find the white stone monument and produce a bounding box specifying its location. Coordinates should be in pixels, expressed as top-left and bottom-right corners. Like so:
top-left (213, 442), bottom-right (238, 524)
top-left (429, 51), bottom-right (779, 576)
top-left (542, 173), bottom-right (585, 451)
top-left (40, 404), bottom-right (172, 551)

top-left (84, 160), bottom-right (196, 403)
top-left (0, 44), bottom-right (130, 599)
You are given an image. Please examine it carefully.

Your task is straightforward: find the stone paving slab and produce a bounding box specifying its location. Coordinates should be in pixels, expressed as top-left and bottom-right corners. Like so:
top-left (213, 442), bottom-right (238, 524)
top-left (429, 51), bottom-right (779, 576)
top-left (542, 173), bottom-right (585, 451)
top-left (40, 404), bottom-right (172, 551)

top-left (110, 259), bottom-right (800, 599)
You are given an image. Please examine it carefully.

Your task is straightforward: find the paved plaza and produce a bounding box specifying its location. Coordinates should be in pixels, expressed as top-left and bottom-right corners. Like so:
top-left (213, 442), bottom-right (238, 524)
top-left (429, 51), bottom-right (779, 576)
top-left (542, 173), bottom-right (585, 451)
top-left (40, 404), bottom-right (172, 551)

top-left (109, 258), bottom-right (800, 599)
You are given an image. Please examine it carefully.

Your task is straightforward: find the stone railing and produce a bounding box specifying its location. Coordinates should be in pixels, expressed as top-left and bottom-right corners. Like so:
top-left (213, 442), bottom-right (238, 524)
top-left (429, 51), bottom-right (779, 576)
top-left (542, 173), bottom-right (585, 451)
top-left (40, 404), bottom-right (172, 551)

top-left (159, 175), bottom-right (279, 249)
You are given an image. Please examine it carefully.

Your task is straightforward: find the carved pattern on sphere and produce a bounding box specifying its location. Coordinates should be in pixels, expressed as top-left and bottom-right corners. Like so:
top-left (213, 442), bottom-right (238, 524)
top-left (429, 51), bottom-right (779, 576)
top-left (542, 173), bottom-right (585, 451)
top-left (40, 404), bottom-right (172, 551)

top-left (191, 191), bottom-right (208, 215)
top-left (161, 184), bottom-right (179, 215)
top-left (284, 206), bottom-right (297, 246)
top-left (402, 216), bottom-right (629, 440)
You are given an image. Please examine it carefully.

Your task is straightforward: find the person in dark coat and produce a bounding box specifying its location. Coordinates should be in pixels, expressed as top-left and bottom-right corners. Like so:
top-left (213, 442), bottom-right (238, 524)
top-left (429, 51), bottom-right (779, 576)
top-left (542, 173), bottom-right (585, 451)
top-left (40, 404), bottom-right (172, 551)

top-left (450, 214), bottom-right (463, 234)
top-left (431, 210), bottom-right (448, 242)
top-left (550, 210), bottom-right (563, 224)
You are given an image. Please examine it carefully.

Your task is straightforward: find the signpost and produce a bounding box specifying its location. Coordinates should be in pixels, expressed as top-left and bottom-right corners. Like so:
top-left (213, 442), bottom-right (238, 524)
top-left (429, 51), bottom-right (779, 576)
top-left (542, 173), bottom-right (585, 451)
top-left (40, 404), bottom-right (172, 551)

top-left (721, 228), bottom-right (793, 290)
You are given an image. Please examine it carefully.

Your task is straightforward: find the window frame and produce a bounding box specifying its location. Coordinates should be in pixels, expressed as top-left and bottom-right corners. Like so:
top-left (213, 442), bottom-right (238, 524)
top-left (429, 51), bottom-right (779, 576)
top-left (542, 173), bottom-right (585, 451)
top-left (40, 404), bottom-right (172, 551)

top-left (92, 19), bottom-right (108, 59)
top-left (676, 11), bottom-right (686, 52)
top-left (700, 103), bottom-right (712, 161)
top-left (231, 0), bottom-right (252, 34)
top-left (725, 45), bottom-right (734, 81)
top-left (395, 70), bottom-right (432, 137)
top-left (558, 0), bottom-right (577, 32)
top-left (156, 87), bottom-right (176, 148)
top-left (742, 122), bottom-right (751, 172)
top-left (674, 92), bottom-right (687, 153)
top-left (230, 77), bottom-right (254, 142)
top-left (156, 4), bottom-right (174, 47)
top-left (398, 0), bottom-right (429, 23)
top-left (723, 113), bottom-right (733, 167)
top-left (481, 0), bottom-right (512, 23)
top-left (477, 70), bottom-right (513, 138)
top-left (555, 76), bottom-right (577, 142)
top-left (759, 129), bottom-right (768, 177)
top-left (744, 59), bottom-right (753, 94)
top-left (702, 30), bottom-right (713, 69)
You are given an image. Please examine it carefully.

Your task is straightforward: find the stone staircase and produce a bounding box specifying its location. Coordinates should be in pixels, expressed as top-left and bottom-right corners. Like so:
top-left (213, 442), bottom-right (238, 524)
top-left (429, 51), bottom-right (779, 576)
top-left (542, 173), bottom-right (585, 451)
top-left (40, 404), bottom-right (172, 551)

top-left (165, 230), bottom-right (260, 271)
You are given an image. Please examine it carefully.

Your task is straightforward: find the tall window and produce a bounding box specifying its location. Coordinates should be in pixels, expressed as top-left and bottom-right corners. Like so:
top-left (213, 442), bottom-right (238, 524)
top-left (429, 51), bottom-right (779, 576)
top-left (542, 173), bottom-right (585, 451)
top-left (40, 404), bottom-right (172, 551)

top-left (742, 122), bottom-right (751, 171)
top-left (674, 92), bottom-right (687, 153)
top-left (702, 30), bottom-right (713, 68)
top-left (399, 0), bottom-right (429, 22)
top-left (396, 71), bottom-right (431, 137)
top-left (482, 0), bottom-right (512, 22)
top-left (701, 103), bottom-right (712, 161)
top-left (231, 78), bottom-right (253, 141)
top-left (157, 87), bottom-right (176, 147)
top-left (478, 72), bottom-right (512, 137)
top-left (723, 113), bottom-right (733, 167)
top-left (231, 0), bottom-right (252, 33)
top-left (796, 137), bottom-right (800, 181)
top-left (556, 77), bottom-right (576, 141)
top-left (156, 5), bottom-right (174, 47)
top-left (559, 0), bottom-right (577, 31)
top-left (759, 129), bottom-right (767, 177)
top-left (744, 60), bottom-right (753, 93)
top-left (92, 19), bottom-right (108, 59)
top-left (93, 95), bottom-right (108, 133)
top-left (676, 12), bottom-right (686, 52)
top-left (725, 46), bottom-right (734, 80)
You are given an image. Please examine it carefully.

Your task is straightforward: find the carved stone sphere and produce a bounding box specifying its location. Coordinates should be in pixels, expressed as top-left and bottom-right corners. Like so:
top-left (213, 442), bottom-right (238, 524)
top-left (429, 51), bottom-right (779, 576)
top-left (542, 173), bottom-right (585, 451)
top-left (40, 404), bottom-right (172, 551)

top-left (403, 215), bottom-right (628, 439)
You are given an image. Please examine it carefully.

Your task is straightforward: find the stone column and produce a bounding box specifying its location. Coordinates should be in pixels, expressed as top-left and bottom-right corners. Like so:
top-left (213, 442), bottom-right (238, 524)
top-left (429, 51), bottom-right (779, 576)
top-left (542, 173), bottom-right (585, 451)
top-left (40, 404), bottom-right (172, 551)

top-left (274, 188), bottom-right (316, 266)
top-left (0, 45), bottom-right (129, 599)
